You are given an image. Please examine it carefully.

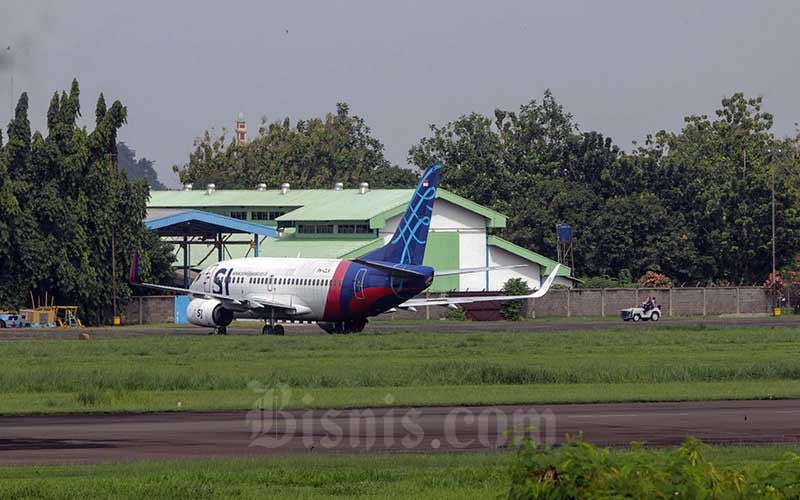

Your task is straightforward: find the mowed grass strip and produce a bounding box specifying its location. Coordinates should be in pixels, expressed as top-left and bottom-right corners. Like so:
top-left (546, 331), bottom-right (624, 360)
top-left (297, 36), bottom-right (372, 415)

top-left (0, 445), bottom-right (798, 500)
top-left (2, 324), bottom-right (800, 413)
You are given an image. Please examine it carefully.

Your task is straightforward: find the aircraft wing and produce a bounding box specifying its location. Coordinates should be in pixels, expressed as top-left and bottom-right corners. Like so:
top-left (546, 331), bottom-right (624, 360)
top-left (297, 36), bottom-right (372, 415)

top-left (400, 264), bottom-right (561, 308)
top-left (132, 282), bottom-right (298, 312)
top-left (129, 251), bottom-right (297, 312)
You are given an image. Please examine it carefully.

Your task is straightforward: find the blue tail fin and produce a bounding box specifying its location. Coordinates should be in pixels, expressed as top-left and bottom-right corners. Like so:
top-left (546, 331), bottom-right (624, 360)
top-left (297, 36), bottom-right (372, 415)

top-left (364, 164), bottom-right (442, 265)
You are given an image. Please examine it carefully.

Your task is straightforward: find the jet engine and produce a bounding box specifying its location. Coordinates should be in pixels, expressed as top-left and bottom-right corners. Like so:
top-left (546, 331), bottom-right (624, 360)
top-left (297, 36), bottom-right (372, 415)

top-left (187, 298), bottom-right (234, 328)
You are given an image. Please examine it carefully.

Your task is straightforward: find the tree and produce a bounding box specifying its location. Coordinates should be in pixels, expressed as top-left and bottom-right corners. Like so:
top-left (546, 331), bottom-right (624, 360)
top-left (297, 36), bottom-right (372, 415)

top-left (500, 277), bottom-right (531, 320)
top-left (410, 91), bottom-right (800, 284)
top-left (0, 80), bottom-right (172, 324)
top-left (173, 103), bottom-right (418, 189)
top-left (117, 142), bottom-right (165, 189)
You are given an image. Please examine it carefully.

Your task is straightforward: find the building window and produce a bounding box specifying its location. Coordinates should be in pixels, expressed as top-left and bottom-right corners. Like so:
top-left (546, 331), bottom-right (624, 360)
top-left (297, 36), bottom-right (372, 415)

top-left (230, 211), bottom-right (247, 220)
top-left (355, 224), bottom-right (370, 234)
top-left (252, 211), bottom-right (285, 221)
top-left (338, 224), bottom-right (355, 234)
top-left (298, 224), bottom-right (314, 234)
top-left (317, 224), bottom-right (334, 234)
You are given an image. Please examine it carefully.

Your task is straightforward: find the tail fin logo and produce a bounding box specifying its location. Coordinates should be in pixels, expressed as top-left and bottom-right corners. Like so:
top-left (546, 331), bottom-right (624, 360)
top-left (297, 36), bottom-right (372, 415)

top-left (389, 164), bottom-right (441, 265)
top-left (362, 164), bottom-right (442, 266)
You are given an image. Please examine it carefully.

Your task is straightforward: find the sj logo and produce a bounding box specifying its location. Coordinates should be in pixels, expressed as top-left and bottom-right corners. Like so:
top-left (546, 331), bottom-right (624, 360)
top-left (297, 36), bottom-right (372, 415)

top-left (213, 268), bottom-right (234, 295)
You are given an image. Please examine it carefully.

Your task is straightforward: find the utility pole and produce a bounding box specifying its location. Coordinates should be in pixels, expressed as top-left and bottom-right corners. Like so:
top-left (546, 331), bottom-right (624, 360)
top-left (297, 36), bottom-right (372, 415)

top-left (6, 45), bottom-right (11, 119)
top-left (769, 148), bottom-right (783, 313)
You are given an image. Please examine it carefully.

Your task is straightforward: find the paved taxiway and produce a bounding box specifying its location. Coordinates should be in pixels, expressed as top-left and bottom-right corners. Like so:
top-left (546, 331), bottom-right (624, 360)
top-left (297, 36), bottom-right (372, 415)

top-left (1, 316), bottom-right (799, 340)
top-left (2, 400), bottom-right (800, 464)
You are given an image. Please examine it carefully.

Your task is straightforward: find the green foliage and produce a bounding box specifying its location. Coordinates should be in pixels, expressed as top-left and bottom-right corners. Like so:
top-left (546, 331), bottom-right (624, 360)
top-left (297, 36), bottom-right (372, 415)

top-left (173, 103), bottom-right (418, 189)
top-left (410, 91), bottom-right (800, 284)
top-left (445, 305), bottom-right (468, 321)
top-left (501, 277), bottom-right (531, 320)
top-left (578, 274), bottom-right (636, 289)
top-left (507, 436), bottom-right (800, 498)
top-left (0, 80), bottom-right (172, 324)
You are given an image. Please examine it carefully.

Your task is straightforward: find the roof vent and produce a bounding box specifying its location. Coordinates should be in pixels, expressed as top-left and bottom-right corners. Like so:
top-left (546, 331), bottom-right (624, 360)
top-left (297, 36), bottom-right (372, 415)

top-left (280, 182), bottom-right (290, 195)
top-left (334, 182), bottom-right (344, 191)
top-left (256, 183), bottom-right (267, 191)
top-left (359, 182), bottom-right (369, 194)
top-left (206, 183), bottom-right (216, 195)
top-left (183, 183), bottom-right (193, 191)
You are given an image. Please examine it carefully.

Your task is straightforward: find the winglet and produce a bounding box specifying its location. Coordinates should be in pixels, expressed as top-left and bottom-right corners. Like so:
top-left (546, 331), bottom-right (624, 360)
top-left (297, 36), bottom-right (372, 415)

top-left (531, 264), bottom-right (561, 298)
top-left (129, 249), bottom-right (141, 284)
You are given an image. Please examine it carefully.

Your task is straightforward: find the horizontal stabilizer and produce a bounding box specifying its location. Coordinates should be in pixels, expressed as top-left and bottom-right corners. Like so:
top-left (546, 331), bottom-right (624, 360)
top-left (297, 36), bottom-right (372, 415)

top-left (351, 259), bottom-right (426, 279)
top-left (435, 264), bottom-right (528, 277)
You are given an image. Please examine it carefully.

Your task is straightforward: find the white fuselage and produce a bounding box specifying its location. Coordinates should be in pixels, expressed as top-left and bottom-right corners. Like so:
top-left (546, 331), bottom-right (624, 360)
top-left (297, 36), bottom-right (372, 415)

top-left (189, 257), bottom-right (344, 321)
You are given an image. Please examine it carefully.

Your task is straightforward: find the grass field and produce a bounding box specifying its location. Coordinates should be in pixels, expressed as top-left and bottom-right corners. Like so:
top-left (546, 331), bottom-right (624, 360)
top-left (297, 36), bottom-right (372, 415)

top-left (2, 323), bottom-right (800, 414)
top-left (1, 445), bottom-right (798, 499)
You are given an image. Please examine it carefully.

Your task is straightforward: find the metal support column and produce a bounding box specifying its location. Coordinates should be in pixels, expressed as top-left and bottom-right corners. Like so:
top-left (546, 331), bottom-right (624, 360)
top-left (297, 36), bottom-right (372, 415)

top-left (217, 233), bottom-right (223, 262)
top-left (254, 233), bottom-right (259, 257)
top-left (182, 235), bottom-right (189, 288)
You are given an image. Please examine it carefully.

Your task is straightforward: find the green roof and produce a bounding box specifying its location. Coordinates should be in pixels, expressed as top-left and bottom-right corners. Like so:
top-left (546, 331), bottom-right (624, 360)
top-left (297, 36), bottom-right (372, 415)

top-left (259, 238), bottom-right (383, 259)
top-left (488, 236), bottom-right (572, 277)
top-left (148, 188), bottom-right (506, 228)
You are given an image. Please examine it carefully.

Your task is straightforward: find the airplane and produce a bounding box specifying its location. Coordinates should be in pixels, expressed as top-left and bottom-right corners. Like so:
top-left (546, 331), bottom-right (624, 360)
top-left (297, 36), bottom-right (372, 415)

top-left (129, 164), bottom-right (561, 335)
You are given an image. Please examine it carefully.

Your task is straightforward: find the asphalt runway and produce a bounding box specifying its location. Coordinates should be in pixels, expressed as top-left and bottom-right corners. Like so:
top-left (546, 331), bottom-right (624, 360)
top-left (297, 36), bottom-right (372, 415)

top-left (2, 399), bottom-right (800, 465)
top-left (1, 316), bottom-right (799, 340)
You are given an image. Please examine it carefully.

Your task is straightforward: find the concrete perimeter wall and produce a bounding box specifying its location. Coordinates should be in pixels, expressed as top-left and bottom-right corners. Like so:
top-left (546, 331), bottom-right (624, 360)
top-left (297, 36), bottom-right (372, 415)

top-left (122, 296), bottom-right (175, 325)
top-left (125, 287), bottom-right (770, 324)
top-left (528, 287), bottom-right (769, 318)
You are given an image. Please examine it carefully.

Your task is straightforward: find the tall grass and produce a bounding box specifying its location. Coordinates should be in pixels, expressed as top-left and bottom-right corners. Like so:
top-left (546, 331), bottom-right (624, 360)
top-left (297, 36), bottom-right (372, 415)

top-left (1, 325), bottom-right (799, 404)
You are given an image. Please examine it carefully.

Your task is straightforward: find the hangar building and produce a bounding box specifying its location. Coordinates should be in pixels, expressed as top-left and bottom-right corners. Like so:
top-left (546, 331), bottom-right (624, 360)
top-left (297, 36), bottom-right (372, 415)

top-left (147, 183), bottom-right (573, 292)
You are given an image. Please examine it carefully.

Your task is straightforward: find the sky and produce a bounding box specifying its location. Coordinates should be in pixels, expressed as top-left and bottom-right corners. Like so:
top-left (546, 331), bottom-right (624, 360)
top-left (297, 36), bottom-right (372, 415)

top-left (1, 0), bottom-right (798, 188)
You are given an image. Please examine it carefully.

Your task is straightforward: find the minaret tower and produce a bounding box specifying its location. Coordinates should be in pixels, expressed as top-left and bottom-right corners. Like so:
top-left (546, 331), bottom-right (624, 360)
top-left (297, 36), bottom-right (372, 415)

top-left (235, 112), bottom-right (248, 145)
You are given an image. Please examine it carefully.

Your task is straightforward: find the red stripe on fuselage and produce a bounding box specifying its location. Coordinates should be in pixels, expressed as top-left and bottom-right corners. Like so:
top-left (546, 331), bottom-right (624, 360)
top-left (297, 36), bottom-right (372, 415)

top-left (322, 260), bottom-right (350, 321)
top-left (347, 286), bottom-right (395, 316)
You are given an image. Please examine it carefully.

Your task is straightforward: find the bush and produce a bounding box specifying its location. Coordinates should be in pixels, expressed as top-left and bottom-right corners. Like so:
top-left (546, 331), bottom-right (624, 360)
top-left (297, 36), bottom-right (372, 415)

top-left (638, 271), bottom-right (673, 288)
top-left (501, 278), bottom-right (531, 321)
top-left (446, 305), bottom-right (468, 321)
top-left (507, 436), bottom-right (800, 498)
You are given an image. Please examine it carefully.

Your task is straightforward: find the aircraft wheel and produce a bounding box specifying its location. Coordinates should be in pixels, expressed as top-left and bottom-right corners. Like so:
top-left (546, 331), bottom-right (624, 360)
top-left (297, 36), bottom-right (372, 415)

top-left (632, 314), bottom-right (641, 322)
top-left (651, 311), bottom-right (660, 322)
top-left (274, 324), bottom-right (285, 336)
top-left (262, 324), bottom-right (273, 336)
top-left (0, 320), bottom-right (6, 328)
top-left (216, 326), bottom-right (227, 335)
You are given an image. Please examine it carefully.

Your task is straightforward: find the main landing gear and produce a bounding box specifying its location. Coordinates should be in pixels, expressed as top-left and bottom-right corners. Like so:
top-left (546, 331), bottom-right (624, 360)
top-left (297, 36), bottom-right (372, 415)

top-left (261, 309), bottom-right (284, 335)
top-left (261, 323), bottom-right (284, 336)
top-left (209, 326), bottom-right (227, 335)
top-left (317, 319), bottom-right (367, 335)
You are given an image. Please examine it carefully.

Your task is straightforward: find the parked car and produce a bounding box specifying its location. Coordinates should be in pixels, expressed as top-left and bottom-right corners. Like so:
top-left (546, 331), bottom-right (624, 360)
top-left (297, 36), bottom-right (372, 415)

top-left (620, 305), bottom-right (661, 322)
top-left (0, 313), bottom-right (25, 328)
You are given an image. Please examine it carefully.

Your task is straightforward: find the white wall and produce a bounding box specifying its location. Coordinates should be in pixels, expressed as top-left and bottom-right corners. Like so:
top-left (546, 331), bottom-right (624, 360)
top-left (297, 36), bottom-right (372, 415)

top-left (488, 246), bottom-right (542, 291)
